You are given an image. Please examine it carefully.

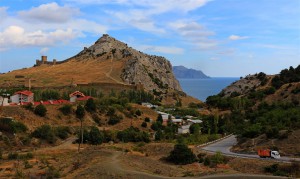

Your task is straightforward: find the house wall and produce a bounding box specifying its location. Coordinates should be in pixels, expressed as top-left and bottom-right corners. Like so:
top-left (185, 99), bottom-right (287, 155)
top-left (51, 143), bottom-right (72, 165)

top-left (178, 128), bottom-right (189, 134)
top-left (11, 94), bottom-right (34, 103)
top-left (70, 96), bottom-right (77, 103)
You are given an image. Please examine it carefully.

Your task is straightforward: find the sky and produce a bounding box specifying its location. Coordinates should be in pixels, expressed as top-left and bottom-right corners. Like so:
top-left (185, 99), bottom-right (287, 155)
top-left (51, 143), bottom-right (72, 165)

top-left (0, 0), bottom-right (299, 77)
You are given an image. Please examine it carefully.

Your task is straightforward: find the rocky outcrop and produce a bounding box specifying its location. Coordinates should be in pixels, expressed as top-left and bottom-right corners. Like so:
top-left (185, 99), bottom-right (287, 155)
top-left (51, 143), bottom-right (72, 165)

top-left (70, 34), bottom-right (182, 91)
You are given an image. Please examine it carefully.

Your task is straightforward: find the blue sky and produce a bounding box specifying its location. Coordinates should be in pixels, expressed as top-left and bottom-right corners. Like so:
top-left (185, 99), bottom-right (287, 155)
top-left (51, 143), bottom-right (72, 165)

top-left (0, 0), bottom-right (299, 77)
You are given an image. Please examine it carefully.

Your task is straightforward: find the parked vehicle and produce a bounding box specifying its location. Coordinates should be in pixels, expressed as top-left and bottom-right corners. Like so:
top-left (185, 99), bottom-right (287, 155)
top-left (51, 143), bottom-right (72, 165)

top-left (258, 149), bottom-right (280, 159)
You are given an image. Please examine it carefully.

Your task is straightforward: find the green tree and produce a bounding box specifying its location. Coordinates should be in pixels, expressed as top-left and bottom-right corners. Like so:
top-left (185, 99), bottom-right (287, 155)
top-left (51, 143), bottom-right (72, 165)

top-left (157, 114), bottom-right (163, 123)
top-left (141, 122), bottom-right (147, 128)
top-left (59, 104), bottom-right (72, 115)
top-left (76, 105), bottom-right (85, 152)
top-left (167, 139), bottom-right (196, 165)
top-left (85, 98), bottom-right (96, 112)
top-left (34, 104), bottom-right (47, 117)
top-left (89, 126), bottom-right (103, 145)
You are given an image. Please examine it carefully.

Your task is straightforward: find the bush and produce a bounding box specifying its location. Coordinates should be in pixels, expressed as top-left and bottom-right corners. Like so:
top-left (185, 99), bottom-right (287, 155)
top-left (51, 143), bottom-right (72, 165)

top-left (144, 117), bottom-right (150, 122)
top-left (24, 103), bottom-right (34, 111)
top-left (141, 122), bottom-right (147, 128)
top-left (89, 126), bottom-right (104, 145)
top-left (203, 157), bottom-right (211, 166)
top-left (85, 98), bottom-right (96, 112)
top-left (135, 110), bottom-right (142, 116)
top-left (32, 125), bottom-right (56, 143)
top-left (0, 118), bottom-right (27, 133)
top-left (55, 126), bottom-right (70, 140)
top-left (117, 127), bottom-right (150, 143)
top-left (34, 104), bottom-right (47, 117)
top-left (59, 104), bottom-right (72, 115)
top-left (167, 140), bottom-right (196, 165)
top-left (8, 152), bottom-right (18, 160)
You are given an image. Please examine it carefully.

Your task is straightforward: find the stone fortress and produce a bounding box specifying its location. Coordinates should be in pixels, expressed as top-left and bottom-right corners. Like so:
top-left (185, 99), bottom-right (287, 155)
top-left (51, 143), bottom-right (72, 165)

top-left (35, 56), bottom-right (64, 66)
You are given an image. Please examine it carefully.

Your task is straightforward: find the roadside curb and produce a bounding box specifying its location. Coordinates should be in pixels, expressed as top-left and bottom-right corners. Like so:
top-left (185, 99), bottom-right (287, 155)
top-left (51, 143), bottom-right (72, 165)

top-left (197, 134), bottom-right (234, 148)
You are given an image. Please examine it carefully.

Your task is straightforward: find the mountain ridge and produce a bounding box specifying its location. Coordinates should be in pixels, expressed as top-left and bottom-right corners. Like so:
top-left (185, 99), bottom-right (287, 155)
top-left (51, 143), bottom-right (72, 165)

top-left (173, 65), bottom-right (210, 79)
top-left (0, 34), bottom-right (182, 92)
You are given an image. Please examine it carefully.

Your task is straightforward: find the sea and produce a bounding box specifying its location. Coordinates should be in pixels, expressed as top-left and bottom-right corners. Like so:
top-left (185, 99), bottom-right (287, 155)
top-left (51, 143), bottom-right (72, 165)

top-left (178, 77), bottom-right (239, 102)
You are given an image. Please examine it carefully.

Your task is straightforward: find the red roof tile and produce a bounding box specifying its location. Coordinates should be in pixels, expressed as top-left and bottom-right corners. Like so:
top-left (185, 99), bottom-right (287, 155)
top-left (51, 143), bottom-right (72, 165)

top-left (14, 90), bottom-right (33, 96)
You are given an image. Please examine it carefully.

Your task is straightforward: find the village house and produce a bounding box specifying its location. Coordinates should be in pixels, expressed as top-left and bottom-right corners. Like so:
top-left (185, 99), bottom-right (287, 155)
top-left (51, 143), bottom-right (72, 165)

top-left (11, 90), bottom-right (34, 104)
top-left (187, 119), bottom-right (203, 125)
top-left (0, 96), bottom-right (9, 106)
top-left (141, 102), bottom-right (158, 108)
top-left (178, 124), bottom-right (191, 134)
top-left (69, 91), bottom-right (92, 102)
top-left (171, 118), bottom-right (183, 125)
top-left (157, 111), bottom-right (171, 123)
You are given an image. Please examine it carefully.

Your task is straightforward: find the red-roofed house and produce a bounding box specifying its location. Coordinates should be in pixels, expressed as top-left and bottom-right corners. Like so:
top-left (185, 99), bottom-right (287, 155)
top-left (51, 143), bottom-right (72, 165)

top-left (11, 90), bottom-right (34, 104)
top-left (69, 91), bottom-right (92, 102)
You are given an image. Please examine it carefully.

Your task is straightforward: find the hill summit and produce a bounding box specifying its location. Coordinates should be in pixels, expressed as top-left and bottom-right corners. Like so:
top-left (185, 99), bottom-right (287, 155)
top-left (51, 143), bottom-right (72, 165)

top-left (0, 34), bottom-right (182, 92)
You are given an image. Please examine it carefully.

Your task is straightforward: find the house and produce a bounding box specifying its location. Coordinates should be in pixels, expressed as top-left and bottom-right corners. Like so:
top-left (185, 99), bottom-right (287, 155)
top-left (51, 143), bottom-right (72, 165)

top-left (178, 124), bottom-right (191, 134)
top-left (141, 102), bottom-right (158, 108)
top-left (11, 90), bottom-right (34, 104)
top-left (0, 96), bottom-right (9, 106)
top-left (171, 119), bottom-right (183, 125)
top-left (187, 119), bottom-right (203, 125)
top-left (69, 91), bottom-right (92, 102)
top-left (157, 111), bottom-right (170, 122)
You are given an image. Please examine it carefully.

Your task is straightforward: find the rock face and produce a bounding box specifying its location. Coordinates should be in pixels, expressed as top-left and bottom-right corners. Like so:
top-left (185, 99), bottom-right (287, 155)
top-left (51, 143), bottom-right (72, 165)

top-left (173, 66), bottom-right (210, 79)
top-left (70, 34), bottom-right (182, 91)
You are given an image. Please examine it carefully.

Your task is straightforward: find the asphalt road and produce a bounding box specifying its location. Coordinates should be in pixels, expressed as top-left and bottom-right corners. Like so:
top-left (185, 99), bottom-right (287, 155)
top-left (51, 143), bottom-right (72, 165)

top-left (199, 135), bottom-right (300, 163)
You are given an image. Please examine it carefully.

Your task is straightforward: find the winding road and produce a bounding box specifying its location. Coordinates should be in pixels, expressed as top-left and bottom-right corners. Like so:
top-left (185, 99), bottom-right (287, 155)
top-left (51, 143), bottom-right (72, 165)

top-left (199, 135), bottom-right (300, 163)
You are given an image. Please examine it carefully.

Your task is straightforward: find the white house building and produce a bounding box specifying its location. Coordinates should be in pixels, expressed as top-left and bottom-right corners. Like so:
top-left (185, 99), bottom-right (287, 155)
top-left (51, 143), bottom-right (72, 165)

top-left (178, 124), bottom-right (191, 134)
top-left (0, 96), bottom-right (9, 106)
top-left (11, 90), bottom-right (34, 104)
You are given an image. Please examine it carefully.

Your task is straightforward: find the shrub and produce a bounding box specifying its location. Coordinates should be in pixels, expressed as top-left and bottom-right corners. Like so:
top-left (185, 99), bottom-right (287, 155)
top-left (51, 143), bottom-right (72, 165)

top-left (144, 117), bottom-right (150, 122)
top-left (89, 126), bottom-right (104, 145)
top-left (24, 103), bottom-right (34, 111)
top-left (141, 122), bottom-right (147, 128)
top-left (34, 104), bottom-right (47, 117)
top-left (32, 125), bottom-right (56, 143)
top-left (8, 152), bottom-right (18, 160)
top-left (117, 127), bottom-right (150, 143)
top-left (85, 98), bottom-right (96, 112)
top-left (167, 140), bottom-right (196, 165)
top-left (59, 104), bottom-right (72, 115)
top-left (204, 157), bottom-right (211, 166)
top-left (0, 118), bottom-right (27, 133)
top-left (55, 126), bottom-right (70, 140)
top-left (135, 109), bottom-right (142, 116)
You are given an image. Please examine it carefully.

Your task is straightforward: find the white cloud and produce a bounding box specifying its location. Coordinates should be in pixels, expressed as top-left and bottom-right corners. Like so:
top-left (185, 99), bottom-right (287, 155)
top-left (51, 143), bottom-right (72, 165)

top-left (138, 45), bottom-right (184, 54)
top-left (229, 35), bottom-right (249, 40)
top-left (18, 2), bottom-right (80, 23)
top-left (0, 26), bottom-right (77, 47)
top-left (40, 47), bottom-right (49, 55)
top-left (169, 21), bottom-right (217, 50)
top-left (65, 0), bottom-right (211, 13)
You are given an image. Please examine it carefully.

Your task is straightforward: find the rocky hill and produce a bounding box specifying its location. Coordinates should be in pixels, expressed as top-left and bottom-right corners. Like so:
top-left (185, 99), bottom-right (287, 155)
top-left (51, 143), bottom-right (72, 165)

top-left (0, 34), bottom-right (182, 92)
top-left (173, 66), bottom-right (209, 79)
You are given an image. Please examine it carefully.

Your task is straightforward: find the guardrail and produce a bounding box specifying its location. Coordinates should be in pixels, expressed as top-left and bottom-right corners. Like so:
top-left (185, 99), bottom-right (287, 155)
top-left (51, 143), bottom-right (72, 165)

top-left (197, 133), bottom-right (234, 148)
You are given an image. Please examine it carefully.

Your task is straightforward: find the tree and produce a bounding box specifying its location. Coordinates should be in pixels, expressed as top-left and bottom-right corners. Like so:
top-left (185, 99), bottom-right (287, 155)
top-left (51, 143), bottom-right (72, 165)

top-left (59, 104), bottom-right (72, 115)
top-left (89, 126), bottom-right (103, 145)
top-left (167, 139), bottom-right (196, 165)
top-left (141, 122), bottom-right (147, 128)
top-left (34, 104), bottom-right (47, 117)
top-left (157, 114), bottom-right (163, 123)
top-left (85, 98), bottom-right (96, 112)
top-left (76, 105), bottom-right (85, 152)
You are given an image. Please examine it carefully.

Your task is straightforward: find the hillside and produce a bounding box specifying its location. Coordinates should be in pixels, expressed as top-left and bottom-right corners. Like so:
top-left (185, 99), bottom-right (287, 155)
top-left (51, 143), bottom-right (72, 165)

top-left (0, 34), bottom-right (181, 92)
top-left (206, 65), bottom-right (300, 156)
top-left (173, 66), bottom-right (210, 79)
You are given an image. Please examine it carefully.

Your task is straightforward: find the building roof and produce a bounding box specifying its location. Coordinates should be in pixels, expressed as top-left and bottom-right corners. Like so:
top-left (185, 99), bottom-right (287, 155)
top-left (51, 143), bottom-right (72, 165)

top-left (172, 119), bottom-right (183, 123)
top-left (69, 91), bottom-right (85, 98)
top-left (187, 119), bottom-right (203, 124)
top-left (76, 96), bottom-right (92, 101)
top-left (14, 90), bottom-right (33, 96)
